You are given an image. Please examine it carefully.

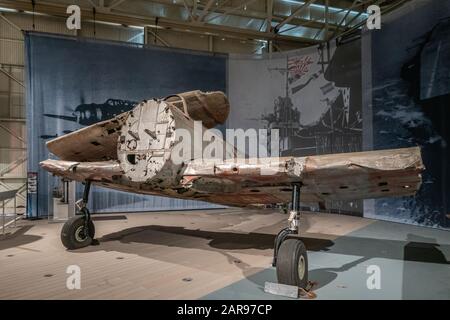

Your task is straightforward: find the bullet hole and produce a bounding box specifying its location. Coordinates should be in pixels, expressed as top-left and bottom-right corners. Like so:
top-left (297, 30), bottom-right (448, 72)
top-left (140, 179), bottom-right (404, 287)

top-left (127, 154), bottom-right (137, 165)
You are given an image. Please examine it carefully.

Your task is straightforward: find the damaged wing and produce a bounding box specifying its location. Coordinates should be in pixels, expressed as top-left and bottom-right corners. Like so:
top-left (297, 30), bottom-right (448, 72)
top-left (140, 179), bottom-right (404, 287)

top-left (181, 147), bottom-right (424, 205)
top-left (40, 160), bottom-right (123, 181)
top-left (46, 112), bottom-right (128, 162)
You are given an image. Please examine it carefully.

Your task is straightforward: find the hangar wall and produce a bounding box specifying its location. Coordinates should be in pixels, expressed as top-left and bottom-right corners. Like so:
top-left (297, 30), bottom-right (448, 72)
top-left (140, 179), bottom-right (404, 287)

top-left (2, 3), bottom-right (449, 228)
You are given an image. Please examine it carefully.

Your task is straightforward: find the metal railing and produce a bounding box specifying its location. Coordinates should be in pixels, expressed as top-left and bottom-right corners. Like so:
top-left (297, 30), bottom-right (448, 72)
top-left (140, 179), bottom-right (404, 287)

top-left (0, 189), bottom-right (20, 235)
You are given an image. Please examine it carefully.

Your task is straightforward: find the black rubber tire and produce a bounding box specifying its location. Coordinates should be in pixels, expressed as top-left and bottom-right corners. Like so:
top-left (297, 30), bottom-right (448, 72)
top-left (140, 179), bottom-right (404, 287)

top-left (61, 215), bottom-right (95, 250)
top-left (276, 239), bottom-right (308, 288)
top-left (272, 228), bottom-right (293, 266)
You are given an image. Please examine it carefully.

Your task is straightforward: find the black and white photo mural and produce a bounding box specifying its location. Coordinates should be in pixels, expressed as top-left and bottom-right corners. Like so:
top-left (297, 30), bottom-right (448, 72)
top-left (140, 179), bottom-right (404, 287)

top-left (229, 41), bottom-right (362, 157)
top-left (228, 0), bottom-right (450, 229)
top-left (228, 40), bottom-right (363, 215)
top-left (362, 0), bottom-right (450, 229)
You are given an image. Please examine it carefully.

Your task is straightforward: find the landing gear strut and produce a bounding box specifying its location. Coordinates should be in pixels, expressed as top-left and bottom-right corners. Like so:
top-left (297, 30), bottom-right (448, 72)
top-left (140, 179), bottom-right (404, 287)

top-left (61, 181), bottom-right (95, 250)
top-left (273, 182), bottom-right (308, 288)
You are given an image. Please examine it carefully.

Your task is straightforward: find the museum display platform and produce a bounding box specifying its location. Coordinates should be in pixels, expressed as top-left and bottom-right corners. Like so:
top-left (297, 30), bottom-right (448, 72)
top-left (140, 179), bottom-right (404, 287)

top-left (0, 208), bottom-right (448, 299)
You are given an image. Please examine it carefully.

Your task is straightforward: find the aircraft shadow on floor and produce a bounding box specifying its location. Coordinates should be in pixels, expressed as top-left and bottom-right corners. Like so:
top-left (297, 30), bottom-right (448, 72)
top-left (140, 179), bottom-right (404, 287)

top-left (79, 225), bottom-right (449, 268)
top-left (70, 224), bottom-right (449, 294)
top-left (0, 226), bottom-right (42, 251)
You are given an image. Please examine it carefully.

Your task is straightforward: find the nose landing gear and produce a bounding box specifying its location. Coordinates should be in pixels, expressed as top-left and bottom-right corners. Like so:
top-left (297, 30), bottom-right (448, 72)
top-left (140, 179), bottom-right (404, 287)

top-left (273, 182), bottom-right (308, 289)
top-left (61, 181), bottom-right (96, 250)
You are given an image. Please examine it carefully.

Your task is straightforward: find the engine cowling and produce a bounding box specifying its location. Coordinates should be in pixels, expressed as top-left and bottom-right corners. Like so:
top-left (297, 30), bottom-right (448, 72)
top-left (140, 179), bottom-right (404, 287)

top-left (117, 91), bottom-right (234, 186)
top-left (164, 90), bottom-right (230, 129)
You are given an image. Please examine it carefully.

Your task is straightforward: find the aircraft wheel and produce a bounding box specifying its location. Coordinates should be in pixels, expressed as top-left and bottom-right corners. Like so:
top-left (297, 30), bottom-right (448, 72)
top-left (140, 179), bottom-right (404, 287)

top-left (61, 215), bottom-right (95, 250)
top-left (276, 239), bottom-right (308, 288)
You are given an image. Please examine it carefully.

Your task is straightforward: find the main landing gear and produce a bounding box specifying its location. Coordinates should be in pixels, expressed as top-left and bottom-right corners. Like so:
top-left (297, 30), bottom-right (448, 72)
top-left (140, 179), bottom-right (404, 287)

top-left (61, 181), bottom-right (95, 250)
top-left (272, 182), bottom-right (308, 288)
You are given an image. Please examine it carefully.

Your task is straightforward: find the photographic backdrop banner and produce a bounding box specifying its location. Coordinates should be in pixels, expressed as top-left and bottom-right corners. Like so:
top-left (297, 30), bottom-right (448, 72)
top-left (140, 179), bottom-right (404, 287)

top-left (25, 32), bottom-right (227, 218)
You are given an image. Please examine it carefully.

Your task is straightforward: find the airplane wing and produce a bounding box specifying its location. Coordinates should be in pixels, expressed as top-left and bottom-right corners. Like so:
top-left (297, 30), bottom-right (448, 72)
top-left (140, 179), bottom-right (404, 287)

top-left (179, 147), bottom-right (424, 206)
top-left (45, 112), bottom-right (128, 162)
top-left (41, 146), bottom-right (424, 207)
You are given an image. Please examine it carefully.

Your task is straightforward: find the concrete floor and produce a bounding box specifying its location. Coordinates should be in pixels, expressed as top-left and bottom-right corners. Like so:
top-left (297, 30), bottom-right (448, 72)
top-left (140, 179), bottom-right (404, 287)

top-left (0, 208), bottom-right (448, 299)
top-left (204, 219), bottom-right (450, 300)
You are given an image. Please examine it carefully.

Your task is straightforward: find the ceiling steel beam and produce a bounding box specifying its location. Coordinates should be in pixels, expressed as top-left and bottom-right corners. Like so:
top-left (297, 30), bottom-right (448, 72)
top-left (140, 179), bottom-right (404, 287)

top-left (87, 0), bottom-right (98, 7)
top-left (330, 0), bottom-right (359, 38)
top-left (334, 0), bottom-right (387, 37)
top-left (155, 16), bottom-right (318, 44)
top-left (381, 0), bottom-right (407, 16)
top-left (337, 0), bottom-right (405, 39)
top-left (266, 0), bottom-right (273, 33)
top-left (335, 0), bottom-right (387, 39)
top-left (199, 0), bottom-right (342, 30)
top-left (181, 0), bottom-right (195, 21)
top-left (197, 0), bottom-right (215, 22)
top-left (203, 0), bottom-right (259, 24)
top-left (211, 0), bottom-right (232, 12)
top-left (114, 0), bottom-right (354, 32)
top-left (108, 0), bottom-right (128, 9)
top-left (0, 1), bottom-right (319, 45)
top-left (193, 0), bottom-right (198, 17)
top-left (274, 0), bottom-right (318, 33)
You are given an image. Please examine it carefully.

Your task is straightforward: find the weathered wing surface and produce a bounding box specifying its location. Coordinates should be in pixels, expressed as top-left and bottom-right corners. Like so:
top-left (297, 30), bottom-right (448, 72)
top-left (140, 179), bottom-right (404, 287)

top-left (46, 112), bottom-right (128, 162)
top-left (40, 160), bottom-right (122, 181)
top-left (180, 147), bottom-right (424, 205)
top-left (40, 147), bottom-right (424, 208)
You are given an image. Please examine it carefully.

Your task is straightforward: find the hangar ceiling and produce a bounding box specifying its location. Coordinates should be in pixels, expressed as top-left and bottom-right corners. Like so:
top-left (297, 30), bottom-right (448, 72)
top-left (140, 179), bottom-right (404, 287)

top-left (0, 0), bottom-right (408, 50)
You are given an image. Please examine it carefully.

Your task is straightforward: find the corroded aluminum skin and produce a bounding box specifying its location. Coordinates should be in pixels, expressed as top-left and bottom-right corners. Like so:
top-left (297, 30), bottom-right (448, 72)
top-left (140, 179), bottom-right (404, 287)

top-left (179, 147), bottom-right (424, 205)
top-left (40, 148), bottom-right (424, 207)
top-left (164, 90), bottom-right (230, 128)
top-left (40, 90), bottom-right (425, 208)
top-left (46, 113), bottom-right (128, 162)
top-left (40, 160), bottom-right (123, 181)
top-left (116, 96), bottom-right (238, 188)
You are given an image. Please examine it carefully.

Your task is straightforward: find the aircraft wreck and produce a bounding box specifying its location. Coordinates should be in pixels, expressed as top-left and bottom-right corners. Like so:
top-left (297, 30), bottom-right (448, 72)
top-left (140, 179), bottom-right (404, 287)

top-left (40, 90), bottom-right (425, 289)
